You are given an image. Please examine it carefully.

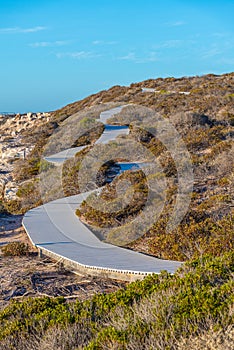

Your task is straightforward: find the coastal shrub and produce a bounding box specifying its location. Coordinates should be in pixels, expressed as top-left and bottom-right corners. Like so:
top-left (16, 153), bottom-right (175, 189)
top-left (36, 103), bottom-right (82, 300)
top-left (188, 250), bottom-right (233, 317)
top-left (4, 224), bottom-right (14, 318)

top-left (15, 180), bottom-right (42, 212)
top-left (78, 170), bottom-right (148, 229)
top-left (147, 214), bottom-right (234, 260)
top-left (0, 200), bottom-right (7, 214)
top-left (1, 242), bottom-right (29, 257)
top-left (71, 122), bottom-right (104, 147)
top-left (3, 199), bottom-right (22, 214)
top-left (0, 251), bottom-right (233, 349)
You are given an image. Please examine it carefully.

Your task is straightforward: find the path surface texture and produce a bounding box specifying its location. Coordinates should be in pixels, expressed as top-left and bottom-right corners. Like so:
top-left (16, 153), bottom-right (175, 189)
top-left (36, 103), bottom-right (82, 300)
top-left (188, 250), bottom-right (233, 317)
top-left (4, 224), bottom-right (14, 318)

top-left (23, 106), bottom-right (182, 280)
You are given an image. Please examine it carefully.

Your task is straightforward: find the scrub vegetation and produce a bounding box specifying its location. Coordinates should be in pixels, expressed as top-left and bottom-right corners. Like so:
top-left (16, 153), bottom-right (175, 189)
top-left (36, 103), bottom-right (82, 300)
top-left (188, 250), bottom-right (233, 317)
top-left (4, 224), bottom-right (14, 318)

top-left (0, 252), bottom-right (233, 349)
top-left (1, 72), bottom-right (233, 349)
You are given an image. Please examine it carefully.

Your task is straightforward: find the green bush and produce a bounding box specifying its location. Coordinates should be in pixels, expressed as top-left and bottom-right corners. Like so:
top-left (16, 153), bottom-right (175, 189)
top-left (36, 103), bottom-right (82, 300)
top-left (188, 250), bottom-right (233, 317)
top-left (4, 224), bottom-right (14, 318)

top-left (3, 199), bottom-right (22, 214)
top-left (0, 251), bottom-right (233, 349)
top-left (0, 200), bottom-right (7, 214)
top-left (1, 242), bottom-right (29, 256)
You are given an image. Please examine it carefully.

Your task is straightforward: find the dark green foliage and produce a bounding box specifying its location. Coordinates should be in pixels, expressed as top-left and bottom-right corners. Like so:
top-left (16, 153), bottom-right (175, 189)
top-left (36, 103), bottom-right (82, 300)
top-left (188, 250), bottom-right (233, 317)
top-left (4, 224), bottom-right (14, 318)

top-left (1, 242), bottom-right (29, 256)
top-left (0, 252), bottom-right (233, 349)
top-left (3, 199), bottom-right (22, 214)
top-left (145, 214), bottom-right (234, 260)
top-left (79, 170), bottom-right (148, 229)
top-left (72, 122), bottom-right (104, 147)
top-left (0, 200), bottom-right (7, 214)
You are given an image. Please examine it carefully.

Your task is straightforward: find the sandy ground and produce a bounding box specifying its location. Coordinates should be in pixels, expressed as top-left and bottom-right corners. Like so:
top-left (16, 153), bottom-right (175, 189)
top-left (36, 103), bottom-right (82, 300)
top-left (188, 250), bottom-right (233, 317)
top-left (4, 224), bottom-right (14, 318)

top-left (0, 214), bottom-right (29, 245)
top-left (0, 215), bottom-right (126, 309)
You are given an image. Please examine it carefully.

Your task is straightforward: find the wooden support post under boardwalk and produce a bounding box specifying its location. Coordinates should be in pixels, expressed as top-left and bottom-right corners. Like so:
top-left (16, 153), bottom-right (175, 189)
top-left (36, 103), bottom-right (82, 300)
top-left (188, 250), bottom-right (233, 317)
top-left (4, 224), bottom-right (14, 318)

top-left (38, 248), bottom-right (42, 258)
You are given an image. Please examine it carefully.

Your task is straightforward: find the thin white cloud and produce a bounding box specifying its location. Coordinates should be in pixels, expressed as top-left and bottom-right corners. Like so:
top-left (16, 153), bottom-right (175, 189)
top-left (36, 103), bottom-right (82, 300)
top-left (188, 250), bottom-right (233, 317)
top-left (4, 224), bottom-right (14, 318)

top-left (140, 52), bottom-right (159, 63)
top-left (200, 40), bottom-right (234, 60)
top-left (166, 21), bottom-right (186, 27)
top-left (29, 40), bottom-right (69, 48)
top-left (118, 52), bottom-right (136, 61)
top-left (201, 47), bottom-right (222, 59)
top-left (151, 39), bottom-right (197, 58)
top-left (211, 32), bottom-right (230, 38)
top-left (92, 40), bottom-right (117, 45)
top-left (156, 40), bottom-right (183, 49)
top-left (118, 51), bottom-right (158, 63)
top-left (0, 26), bottom-right (47, 34)
top-left (21, 26), bottom-right (47, 33)
top-left (163, 40), bottom-right (181, 48)
top-left (56, 51), bottom-right (101, 59)
top-left (92, 40), bottom-right (104, 45)
top-left (218, 57), bottom-right (234, 65)
top-left (201, 43), bottom-right (234, 60)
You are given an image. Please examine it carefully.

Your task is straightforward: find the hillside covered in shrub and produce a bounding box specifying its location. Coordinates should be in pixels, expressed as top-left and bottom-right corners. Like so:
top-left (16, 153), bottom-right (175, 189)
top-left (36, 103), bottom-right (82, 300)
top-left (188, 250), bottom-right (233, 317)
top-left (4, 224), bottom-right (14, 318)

top-left (1, 73), bottom-right (233, 349)
top-left (4, 73), bottom-right (233, 261)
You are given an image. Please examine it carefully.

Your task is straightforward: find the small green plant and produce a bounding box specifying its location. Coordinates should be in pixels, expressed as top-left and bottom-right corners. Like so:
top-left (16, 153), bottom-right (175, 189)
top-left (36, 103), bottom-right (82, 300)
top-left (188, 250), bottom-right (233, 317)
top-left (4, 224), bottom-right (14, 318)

top-left (3, 199), bottom-right (21, 214)
top-left (0, 201), bottom-right (6, 214)
top-left (1, 242), bottom-right (29, 256)
top-left (0, 251), bottom-right (233, 348)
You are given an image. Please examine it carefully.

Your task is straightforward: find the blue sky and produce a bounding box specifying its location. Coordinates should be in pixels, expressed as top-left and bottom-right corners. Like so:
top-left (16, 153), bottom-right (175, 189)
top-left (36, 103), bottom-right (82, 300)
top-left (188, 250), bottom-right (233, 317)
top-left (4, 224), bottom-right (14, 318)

top-left (0, 0), bottom-right (233, 113)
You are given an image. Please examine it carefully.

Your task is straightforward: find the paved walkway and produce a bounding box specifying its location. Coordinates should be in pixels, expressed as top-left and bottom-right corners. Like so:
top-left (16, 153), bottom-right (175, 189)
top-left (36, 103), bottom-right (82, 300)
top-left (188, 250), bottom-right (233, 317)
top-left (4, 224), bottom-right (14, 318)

top-left (23, 107), bottom-right (182, 276)
top-left (44, 106), bottom-right (129, 164)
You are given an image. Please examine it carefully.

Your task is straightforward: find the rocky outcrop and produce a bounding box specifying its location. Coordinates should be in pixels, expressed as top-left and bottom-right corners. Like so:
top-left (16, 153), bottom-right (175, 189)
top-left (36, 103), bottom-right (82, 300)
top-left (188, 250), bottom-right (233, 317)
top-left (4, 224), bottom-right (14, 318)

top-left (141, 87), bottom-right (191, 95)
top-left (0, 111), bottom-right (51, 205)
top-left (4, 181), bottom-right (19, 201)
top-left (0, 144), bottom-right (33, 160)
top-left (0, 112), bottom-right (50, 139)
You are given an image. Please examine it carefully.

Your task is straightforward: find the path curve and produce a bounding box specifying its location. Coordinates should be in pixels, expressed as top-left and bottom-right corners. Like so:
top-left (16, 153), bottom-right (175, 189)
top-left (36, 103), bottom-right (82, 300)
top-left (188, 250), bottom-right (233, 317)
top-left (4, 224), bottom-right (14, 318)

top-left (23, 106), bottom-right (182, 280)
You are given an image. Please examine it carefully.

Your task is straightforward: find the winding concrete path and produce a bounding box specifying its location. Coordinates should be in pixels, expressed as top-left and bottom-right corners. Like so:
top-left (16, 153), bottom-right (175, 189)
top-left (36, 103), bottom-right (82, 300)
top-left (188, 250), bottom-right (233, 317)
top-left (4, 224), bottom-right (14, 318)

top-left (44, 106), bottom-right (129, 165)
top-left (23, 107), bottom-right (182, 280)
